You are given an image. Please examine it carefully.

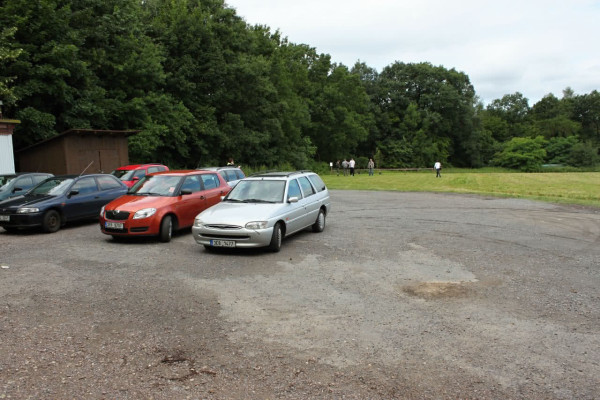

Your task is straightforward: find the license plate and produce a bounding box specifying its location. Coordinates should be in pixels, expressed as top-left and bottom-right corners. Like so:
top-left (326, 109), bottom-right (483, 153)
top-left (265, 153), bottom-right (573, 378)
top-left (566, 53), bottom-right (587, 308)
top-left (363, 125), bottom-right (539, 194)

top-left (105, 221), bottom-right (124, 229)
top-left (0, 215), bottom-right (9, 222)
top-left (211, 239), bottom-right (236, 248)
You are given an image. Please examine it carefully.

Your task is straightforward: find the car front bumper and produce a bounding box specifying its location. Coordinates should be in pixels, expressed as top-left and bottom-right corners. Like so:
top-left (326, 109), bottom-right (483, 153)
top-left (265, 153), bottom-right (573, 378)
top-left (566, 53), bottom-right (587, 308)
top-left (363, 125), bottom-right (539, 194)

top-left (99, 215), bottom-right (160, 237)
top-left (0, 212), bottom-right (44, 228)
top-left (192, 225), bottom-right (274, 248)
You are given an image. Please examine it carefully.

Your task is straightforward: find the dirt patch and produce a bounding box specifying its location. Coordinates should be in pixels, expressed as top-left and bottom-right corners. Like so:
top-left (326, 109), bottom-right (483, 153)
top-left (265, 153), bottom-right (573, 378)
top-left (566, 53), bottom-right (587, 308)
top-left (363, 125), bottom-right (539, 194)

top-left (402, 281), bottom-right (472, 299)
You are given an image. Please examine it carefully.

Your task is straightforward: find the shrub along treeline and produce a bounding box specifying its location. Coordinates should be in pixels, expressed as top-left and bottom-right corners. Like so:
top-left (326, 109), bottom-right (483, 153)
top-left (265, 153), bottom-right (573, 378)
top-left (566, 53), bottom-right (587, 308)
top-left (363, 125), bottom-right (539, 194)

top-left (1, 0), bottom-right (599, 170)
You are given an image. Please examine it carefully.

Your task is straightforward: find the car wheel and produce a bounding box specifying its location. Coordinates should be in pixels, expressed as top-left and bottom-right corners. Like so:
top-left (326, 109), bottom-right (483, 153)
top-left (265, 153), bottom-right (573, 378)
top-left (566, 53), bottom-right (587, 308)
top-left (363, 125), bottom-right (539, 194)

top-left (268, 223), bottom-right (282, 252)
top-left (42, 210), bottom-right (61, 233)
top-left (159, 215), bottom-right (173, 243)
top-left (312, 209), bottom-right (326, 232)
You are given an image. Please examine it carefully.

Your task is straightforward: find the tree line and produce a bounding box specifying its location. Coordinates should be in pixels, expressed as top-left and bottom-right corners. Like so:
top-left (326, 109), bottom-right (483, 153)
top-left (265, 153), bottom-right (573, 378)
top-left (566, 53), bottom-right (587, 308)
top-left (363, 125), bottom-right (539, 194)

top-left (1, 0), bottom-right (599, 171)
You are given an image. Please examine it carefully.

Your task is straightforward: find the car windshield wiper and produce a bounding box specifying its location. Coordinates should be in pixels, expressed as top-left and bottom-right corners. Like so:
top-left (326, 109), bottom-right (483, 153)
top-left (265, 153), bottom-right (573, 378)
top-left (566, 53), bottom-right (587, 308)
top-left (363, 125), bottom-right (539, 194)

top-left (132, 192), bottom-right (165, 196)
top-left (225, 198), bottom-right (244, 202)
top-left (242, 198), bottom-right (276, 203)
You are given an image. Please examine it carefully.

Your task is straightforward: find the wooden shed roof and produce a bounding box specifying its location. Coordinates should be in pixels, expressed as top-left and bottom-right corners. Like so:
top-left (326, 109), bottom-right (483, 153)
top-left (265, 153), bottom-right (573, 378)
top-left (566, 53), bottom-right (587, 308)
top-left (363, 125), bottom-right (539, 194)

top-left (16, 129), bottom-right (140, 152)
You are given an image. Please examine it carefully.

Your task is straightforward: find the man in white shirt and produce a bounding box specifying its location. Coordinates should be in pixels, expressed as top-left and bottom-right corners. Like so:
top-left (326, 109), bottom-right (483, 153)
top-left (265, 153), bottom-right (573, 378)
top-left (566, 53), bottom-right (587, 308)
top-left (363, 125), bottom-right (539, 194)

top-left (349, 158), bottom-right (356, 176)
top-left (434, 161), bottom-right (442, 177)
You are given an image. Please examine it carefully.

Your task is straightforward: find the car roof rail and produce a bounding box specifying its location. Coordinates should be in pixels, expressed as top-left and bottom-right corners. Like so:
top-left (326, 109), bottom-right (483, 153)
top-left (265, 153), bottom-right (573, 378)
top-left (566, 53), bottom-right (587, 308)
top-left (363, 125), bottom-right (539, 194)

top-left (249, 170), bottom-right (314, 178)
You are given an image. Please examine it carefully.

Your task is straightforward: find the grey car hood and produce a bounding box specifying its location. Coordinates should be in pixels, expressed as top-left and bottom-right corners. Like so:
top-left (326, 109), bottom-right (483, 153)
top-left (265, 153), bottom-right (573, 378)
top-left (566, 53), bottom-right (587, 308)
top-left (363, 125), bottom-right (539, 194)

top-left (197, 201), bottom-right (290, 225)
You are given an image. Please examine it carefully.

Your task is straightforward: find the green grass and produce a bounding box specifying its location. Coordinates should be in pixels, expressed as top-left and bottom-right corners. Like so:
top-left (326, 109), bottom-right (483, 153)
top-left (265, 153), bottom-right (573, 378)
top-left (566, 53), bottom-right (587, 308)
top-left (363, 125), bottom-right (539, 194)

top-left (322, 169), bottom-right (600, 207)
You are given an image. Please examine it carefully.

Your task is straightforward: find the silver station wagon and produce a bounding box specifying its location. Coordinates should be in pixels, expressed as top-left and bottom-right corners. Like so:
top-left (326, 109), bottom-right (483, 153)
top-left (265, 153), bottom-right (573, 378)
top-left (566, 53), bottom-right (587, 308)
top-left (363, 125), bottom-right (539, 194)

top-left (192, 171), bottom-right (330, 252)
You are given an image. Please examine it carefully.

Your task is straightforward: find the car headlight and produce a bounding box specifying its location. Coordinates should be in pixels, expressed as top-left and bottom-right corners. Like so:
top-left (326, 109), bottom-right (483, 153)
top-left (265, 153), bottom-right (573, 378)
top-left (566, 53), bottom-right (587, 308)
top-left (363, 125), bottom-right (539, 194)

top-left (100, 205), bottom-right (105, 217)
top-left (245, 221), bottom-right (268, 230)
top-left (133, 208), bottom-right (156, 219)
top-left (17, 207), bottom-right (39, 214)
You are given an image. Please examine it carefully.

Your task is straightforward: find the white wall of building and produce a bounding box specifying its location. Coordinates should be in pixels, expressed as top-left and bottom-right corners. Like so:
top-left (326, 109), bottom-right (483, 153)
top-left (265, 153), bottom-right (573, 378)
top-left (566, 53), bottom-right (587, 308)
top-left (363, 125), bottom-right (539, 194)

top-left (0, 134), bottom-right (16, 174)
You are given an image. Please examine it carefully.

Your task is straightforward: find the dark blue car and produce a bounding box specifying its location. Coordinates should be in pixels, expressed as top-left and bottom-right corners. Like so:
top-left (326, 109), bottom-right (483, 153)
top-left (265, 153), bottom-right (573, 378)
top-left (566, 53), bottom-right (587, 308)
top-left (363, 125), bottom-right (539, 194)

top-left (0, 174), bottom-right (128, 233)
top-left (0, 172), bottom-right (54, 201)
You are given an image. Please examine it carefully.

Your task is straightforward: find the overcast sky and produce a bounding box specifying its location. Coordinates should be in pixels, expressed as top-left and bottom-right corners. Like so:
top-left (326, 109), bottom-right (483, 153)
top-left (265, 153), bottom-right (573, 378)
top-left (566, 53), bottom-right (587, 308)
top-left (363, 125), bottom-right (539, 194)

top-left (225, 0), bottom-right (600, 105)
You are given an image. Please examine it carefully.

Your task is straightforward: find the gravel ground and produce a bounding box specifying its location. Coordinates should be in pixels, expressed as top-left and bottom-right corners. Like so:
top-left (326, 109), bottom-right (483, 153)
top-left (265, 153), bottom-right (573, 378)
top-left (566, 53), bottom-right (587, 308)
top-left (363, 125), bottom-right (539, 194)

top-left (1, 190), bottom-right (599, 399)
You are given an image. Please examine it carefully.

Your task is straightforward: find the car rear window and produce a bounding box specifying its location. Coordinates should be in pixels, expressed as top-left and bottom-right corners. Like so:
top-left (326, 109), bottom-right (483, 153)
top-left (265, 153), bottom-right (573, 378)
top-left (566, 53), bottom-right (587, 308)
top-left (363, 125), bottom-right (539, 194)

top-left (224, 170), bottom-right (239, 182)
top-left (97, 175), bottom-right (123, 190)
top-left (307, 174), bottom-right (326, 192)
top-left (298, 176), bottom-right (315, 197)
top-left (201, 173), bottom-right (220, 190)
top-left (72, 177), bottom-right (99, 195)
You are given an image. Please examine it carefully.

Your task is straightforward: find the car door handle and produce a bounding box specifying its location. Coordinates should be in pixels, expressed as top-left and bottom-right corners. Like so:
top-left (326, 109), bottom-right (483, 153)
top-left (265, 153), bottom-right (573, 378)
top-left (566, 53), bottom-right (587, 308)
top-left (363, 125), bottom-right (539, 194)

top-left (200, 196), bottom-right (205, 200)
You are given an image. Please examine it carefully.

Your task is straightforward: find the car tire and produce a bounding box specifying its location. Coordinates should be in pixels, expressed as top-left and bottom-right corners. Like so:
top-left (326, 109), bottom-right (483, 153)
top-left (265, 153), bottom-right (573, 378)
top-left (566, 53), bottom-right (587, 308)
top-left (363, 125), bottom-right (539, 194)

top-left (312, 209), bottom-right (326, 232)
top-left (42, 210), bottom-right (61, 233)
top-left (159, 215), bottom-right (173, 243)
top-left (2, 226), bottom-right (18, 233)
top-left (268, 223), bottom-right (282, 252)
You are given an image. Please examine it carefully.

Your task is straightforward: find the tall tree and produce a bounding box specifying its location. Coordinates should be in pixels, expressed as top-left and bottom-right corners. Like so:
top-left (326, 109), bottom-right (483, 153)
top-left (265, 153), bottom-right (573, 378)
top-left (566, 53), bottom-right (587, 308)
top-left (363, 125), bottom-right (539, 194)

top-left (374, 62), bottom-right (475, 167)
top-left (0, 27), bottom-right (22, 107)
top-left (305, 62), bottom-right (372, 162)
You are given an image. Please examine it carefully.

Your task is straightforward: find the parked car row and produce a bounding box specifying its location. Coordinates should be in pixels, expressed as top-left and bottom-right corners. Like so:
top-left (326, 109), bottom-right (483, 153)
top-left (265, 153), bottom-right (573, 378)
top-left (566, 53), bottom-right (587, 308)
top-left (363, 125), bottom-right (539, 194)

top-left (0, 168), bottom-right (330, 252)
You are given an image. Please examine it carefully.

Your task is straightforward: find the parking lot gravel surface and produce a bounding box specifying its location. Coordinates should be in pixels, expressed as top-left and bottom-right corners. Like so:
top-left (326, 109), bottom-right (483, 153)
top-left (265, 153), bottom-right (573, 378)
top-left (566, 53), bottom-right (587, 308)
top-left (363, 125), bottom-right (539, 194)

top-left (1, 190), bottom-right (599, 399)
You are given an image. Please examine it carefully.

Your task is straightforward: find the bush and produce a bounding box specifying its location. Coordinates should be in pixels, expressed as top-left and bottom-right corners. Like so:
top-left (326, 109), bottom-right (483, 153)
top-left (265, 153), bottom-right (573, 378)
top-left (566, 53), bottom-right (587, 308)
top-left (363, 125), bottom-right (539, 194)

top-left (568, 143), bottom-right (599, 167)
top-left (493, 136), bottom-right (547, 172)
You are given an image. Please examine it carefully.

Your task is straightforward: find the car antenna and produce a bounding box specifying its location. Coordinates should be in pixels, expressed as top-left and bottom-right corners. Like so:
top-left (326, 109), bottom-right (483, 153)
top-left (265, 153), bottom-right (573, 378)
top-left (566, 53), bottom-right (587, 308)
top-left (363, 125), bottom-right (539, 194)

top-left (79, 161), bottom-right (94, 176)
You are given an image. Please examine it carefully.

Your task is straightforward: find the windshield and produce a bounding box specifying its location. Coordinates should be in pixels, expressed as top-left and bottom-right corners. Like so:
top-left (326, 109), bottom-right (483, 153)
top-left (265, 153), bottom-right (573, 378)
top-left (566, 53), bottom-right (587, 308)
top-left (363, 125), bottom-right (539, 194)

top-left (111, 169), bottom-right (135, 180)
top-left (226, 180), bottom-right (285, 203)
top-left (30, 178), bottom-right (74, 196)
top-left (0, 175), bottom-right (17, 190)
top-left (129, 175), bottom-right (181, 196)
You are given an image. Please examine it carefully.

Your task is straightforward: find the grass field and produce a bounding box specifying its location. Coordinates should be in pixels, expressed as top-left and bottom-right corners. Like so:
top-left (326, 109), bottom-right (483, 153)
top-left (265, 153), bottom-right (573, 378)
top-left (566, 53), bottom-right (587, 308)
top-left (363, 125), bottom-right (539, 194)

top-left (322, 169), bottom-right (600, 208)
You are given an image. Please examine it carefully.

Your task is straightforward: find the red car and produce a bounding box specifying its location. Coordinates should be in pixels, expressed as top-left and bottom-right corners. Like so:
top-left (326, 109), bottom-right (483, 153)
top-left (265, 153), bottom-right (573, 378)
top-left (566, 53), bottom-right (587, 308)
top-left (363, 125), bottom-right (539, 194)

top-left (100, 170), bottom-right (231, 242)
top-left (111, 163), bottom-right (169, 188)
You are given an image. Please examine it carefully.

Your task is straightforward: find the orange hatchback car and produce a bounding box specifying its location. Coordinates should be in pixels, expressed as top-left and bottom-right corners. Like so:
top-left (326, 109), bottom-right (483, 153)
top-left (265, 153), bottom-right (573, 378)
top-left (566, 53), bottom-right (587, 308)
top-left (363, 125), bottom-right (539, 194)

top-left (99, 170), bottom-right (231, 242)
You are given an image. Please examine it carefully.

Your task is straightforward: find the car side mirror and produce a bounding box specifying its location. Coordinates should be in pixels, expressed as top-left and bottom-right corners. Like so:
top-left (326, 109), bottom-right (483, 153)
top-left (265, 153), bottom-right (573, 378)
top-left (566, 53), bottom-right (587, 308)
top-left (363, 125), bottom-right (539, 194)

top-left (132, 177), bottom-right (140, 181)
top-left (12, 187), bottom-right (22, 193)
top-left (288, 196), bottom-right (299, 203)
top-left (180, 189), bottom-right (193, 196)
top-left (68, 190), bottom-right (79, 198)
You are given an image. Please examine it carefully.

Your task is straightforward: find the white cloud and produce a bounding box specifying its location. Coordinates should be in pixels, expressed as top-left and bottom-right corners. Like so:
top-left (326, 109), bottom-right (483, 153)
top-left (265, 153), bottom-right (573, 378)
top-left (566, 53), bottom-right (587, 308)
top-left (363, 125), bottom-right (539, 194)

top-left (226, 0), bottom-right (600, 104)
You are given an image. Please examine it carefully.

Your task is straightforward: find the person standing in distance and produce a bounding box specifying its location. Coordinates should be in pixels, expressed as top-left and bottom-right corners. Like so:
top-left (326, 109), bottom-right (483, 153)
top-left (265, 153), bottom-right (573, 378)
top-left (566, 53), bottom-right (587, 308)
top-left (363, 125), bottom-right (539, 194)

top-left (341, 159), bottom-right (349, 176)
top-left (367, 158), bottom-right (375, 176)
top-left (349, 158), bottom-right (356, 176)
top-left (434, 161), bottom-right (442, 178)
